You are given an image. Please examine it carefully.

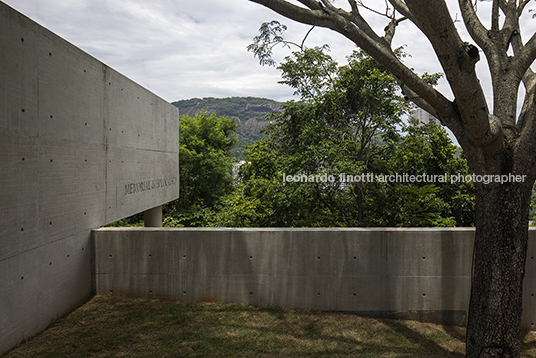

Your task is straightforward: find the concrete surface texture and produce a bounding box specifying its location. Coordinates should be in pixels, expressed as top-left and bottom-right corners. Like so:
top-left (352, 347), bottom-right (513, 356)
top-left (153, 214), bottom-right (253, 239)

top-left (92, 227), bottom-right (536, 330)
top-left (0, 2), bottom-right (179, 354)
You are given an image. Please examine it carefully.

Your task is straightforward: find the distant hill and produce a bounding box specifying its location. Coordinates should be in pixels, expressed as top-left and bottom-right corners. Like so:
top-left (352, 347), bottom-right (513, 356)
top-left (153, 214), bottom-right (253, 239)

top-left (172, 97), bottom-right (282, 160)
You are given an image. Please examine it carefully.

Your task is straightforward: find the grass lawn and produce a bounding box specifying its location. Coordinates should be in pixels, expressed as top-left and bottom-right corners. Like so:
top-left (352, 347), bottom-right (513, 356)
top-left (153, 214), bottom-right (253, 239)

top-left (3, 295), bottom-right (536, 357)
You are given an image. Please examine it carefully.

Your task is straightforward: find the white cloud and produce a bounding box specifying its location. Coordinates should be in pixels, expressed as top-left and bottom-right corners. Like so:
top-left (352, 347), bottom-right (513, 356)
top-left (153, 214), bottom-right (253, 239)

top-left (3, 0), bottom-right (535, 109)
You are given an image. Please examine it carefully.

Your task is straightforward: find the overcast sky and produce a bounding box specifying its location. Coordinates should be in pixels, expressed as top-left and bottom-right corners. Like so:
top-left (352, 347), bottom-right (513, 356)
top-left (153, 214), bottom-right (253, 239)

top-left (3, 0), bottom-right (536, 107)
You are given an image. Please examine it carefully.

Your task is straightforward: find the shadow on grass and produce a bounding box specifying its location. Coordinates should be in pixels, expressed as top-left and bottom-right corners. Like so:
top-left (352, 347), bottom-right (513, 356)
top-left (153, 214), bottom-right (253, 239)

top-left (200, 318), bottom-right (465, 357)
top-left (0, 297), bottom-right (494, 358)
top-left (381, 320), bottom-right (464, 357)
top-left (442, 324), bottom-right (466, 342)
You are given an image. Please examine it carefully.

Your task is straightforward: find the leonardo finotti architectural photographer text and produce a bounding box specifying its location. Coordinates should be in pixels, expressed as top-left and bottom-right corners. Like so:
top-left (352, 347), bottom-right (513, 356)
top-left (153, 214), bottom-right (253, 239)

top-left (282, 172), bottom-right (527, 185)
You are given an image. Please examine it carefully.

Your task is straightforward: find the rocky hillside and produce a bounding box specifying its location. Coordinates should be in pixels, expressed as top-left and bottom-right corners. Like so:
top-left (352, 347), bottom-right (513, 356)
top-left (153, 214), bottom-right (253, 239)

top-left (172, 97), bottom-right (282, 159)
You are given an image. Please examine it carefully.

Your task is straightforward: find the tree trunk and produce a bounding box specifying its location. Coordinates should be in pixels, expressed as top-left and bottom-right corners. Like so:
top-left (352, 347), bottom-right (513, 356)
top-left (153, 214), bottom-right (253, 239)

top-left (466, 179), bottom-right (532, 357)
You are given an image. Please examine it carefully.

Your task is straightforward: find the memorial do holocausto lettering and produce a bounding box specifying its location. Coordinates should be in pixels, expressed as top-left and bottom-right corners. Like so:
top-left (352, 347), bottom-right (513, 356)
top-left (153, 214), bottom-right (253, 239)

top-left (124, 177), bottom-right (178, 195)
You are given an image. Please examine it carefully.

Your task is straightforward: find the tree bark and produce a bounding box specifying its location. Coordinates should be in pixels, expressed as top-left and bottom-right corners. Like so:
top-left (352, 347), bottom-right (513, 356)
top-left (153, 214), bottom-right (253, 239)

top-left (466, 174), bottom-right (532, 357)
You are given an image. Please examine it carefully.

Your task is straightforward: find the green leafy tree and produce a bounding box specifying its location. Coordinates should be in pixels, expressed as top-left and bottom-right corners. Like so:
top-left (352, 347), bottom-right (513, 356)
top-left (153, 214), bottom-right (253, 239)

top-left (213, 48), bottom-right (473, 227)
top-left (164, 111), bottom-right (237, 226)
top-left (379, 120), bottom-right (475, 226)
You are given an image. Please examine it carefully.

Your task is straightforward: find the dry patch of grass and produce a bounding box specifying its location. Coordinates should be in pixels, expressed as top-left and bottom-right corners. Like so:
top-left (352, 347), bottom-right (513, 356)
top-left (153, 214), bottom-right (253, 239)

top-left (3, 295), bottom-right (536, 357)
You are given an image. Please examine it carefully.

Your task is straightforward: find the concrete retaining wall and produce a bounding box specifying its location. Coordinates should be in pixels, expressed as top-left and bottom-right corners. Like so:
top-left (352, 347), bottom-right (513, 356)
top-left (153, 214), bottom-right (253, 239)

top-left (93, 228), bottom-right (536, 330)
top-left (0, 2), bottom-right (179, 354)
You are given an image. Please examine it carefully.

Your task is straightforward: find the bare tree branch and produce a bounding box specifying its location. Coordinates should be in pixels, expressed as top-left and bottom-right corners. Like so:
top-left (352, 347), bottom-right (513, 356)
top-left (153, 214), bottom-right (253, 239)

top-left (502, 1), bottom-right (521, 48)
top-left (250, 0), bottom-right (335, 28)
top-left (514, 32), bottom-right (536, 75)
top-left (519, 0), bottom-right (531, 14)
top-left (345, 0), bottom-right (380, 41)
top-left (383, 17), bottom-right (407, 45)
top-left (517, 69), bottom-right (536, 132)
top-left (296, 0), bottom-right (323, 11)
top-left (397, 80), bottom-right (438, 118)
top-left (319, 0), bottom-right (337, 11)
top-left (406, 0), bottom-right (502, 151)
top-left (355, 0), bottom-right (391, 18)
top-left (458, 0), bottom-right (495, 56)
top-left (387, 0), bottom-right (414, 20)
top-left (492, 0), bottom-right (500, 31)
top-left (300, 26), bottom-right (315, 49)
top-left (507, 26), bottom-right (536, 167)
top-left (515, 69), bottom-right (536, 176)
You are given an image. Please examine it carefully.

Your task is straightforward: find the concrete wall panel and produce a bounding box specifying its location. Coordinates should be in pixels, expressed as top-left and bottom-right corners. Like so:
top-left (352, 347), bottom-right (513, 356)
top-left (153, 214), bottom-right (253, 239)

top-left (0, 135), bottom-right (39, 261)
top-left (37, 140), bottom-right (106, 242)
top-left (0, 2), bottom-right (178, 354)
top-left (0, 6), bottom-right (39, 138)
top-left (93, 228), bottom-right (522, 328)
top-left (0, 231), bottom-right (92, 354)
top-left (37, 29), bottom-right (105, 144)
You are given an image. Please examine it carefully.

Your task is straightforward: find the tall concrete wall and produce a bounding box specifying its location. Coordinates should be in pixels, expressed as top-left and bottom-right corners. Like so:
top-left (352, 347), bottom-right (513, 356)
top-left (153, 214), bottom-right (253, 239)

top-left (93, 228), bottom-right (536, 330)
top-left (0, 2), bottom-right (179, 354)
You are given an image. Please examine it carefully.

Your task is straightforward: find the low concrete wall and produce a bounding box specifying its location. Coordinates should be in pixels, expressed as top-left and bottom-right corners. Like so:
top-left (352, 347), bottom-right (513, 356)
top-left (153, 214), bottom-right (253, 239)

top-left (0, 2), bottom-right (178, 354)
top-left (93, 228), bottom-right (536, 330)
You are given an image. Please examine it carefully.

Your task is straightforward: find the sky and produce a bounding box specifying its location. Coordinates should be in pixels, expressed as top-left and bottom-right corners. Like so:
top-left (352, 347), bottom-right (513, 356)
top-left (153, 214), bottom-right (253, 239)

top-left (3, 0), bottom-right (536, 107)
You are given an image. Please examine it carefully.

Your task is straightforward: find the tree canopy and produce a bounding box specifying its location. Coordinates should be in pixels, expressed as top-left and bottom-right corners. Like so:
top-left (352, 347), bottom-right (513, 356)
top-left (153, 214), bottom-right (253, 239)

top-left (214, 48), bottom-right (474, 228)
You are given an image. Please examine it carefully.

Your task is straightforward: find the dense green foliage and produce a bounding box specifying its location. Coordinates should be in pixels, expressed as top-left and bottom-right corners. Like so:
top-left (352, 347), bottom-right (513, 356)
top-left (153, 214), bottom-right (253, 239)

top-left (210, 48), bottom-right (474, 227)
top-left (163, 111), bottom-right (237, 227)
top-left (172, 97), bottom-right (281, 160)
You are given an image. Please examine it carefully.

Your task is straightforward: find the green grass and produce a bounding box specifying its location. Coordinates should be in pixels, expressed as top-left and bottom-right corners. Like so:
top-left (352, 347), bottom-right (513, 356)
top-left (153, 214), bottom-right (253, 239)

top-left (3, 295), bottom-right (536, 357)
